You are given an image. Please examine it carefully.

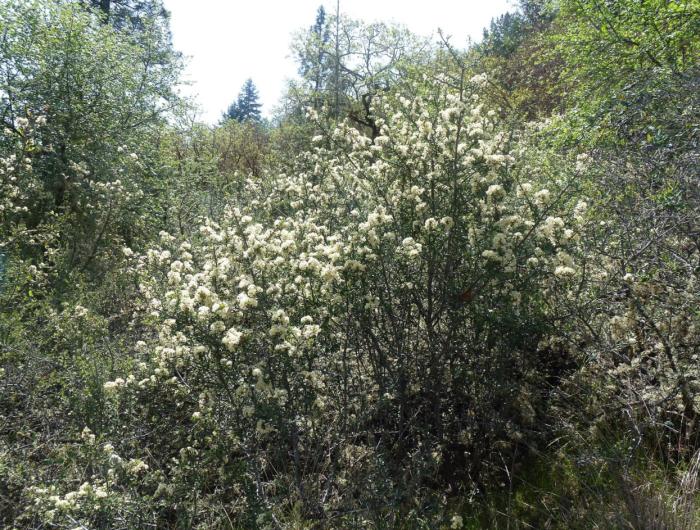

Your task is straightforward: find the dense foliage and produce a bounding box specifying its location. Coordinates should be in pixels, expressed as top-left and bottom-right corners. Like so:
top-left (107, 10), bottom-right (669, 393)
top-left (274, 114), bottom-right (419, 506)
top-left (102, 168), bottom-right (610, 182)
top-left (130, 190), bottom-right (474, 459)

top-left (1, 0), bottom-right (699, 528)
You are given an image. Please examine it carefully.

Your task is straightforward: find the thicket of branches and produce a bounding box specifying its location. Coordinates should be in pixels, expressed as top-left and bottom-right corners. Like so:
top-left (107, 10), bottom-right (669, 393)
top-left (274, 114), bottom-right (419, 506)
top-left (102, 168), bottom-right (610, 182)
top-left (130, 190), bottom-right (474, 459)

top-left (1, 0), bottom-right (698, 528)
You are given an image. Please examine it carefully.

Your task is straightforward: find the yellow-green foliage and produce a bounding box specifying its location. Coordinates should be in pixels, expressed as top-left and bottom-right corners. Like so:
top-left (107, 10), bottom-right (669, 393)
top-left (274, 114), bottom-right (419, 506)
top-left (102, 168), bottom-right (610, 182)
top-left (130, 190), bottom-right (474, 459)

top-left (1, 1), bottom-right (699, 528)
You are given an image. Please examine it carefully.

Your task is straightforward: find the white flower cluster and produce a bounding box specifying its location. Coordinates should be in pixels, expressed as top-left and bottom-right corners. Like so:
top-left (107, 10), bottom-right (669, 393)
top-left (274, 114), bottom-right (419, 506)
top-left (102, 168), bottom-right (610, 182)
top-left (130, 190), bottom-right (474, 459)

top-left (0, 116), bottom-right (46, 220)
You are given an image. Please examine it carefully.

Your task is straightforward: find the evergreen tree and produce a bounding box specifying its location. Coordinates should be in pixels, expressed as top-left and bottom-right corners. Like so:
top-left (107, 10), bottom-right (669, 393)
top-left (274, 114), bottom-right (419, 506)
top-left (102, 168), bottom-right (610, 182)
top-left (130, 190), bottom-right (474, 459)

top-left (223, 78), bottom-right (262, 123)
top-left (298, 6), bottom-right (331, 99)
top-left (85, 0), bottom-right (169, 29)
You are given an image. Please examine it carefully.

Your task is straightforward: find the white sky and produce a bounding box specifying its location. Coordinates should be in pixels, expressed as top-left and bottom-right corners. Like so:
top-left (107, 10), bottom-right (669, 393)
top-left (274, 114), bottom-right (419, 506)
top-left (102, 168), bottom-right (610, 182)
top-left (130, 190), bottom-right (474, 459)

top-left (163, 0), bottom-right (515, 123)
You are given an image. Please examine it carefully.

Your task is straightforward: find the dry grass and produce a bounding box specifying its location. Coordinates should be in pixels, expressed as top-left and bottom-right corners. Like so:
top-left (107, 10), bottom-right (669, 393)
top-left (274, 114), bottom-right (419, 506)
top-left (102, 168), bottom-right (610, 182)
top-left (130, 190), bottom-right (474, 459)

top-left (620, 451), bottom-right (700, 530)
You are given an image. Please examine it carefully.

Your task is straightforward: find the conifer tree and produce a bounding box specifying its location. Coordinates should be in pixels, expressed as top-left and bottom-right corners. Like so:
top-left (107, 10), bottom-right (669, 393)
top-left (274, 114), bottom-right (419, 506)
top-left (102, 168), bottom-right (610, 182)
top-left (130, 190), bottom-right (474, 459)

top-left (86, 0), bottom-right (169, 29)
top-left (223, 78), bottom-right (262, 123)
top-left (298, 6), bottom-right (331, 99)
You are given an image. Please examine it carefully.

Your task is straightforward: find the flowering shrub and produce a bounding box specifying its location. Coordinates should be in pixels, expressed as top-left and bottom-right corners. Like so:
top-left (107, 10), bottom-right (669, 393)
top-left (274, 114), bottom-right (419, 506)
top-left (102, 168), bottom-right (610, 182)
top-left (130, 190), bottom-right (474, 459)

top-left (551, 128), bottom-right (700, 457)
top-left (64, 69), bottom-right (589, 526)
top-left (0, 116), bottom-right (44, 227)
top-left (0, 0), bottom-right (180, 282)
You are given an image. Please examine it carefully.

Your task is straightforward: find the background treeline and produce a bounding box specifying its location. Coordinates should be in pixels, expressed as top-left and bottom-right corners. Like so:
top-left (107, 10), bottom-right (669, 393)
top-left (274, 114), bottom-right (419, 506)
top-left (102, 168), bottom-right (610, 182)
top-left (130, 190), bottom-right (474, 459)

top-left (0, 0), bottom-right (699, 528)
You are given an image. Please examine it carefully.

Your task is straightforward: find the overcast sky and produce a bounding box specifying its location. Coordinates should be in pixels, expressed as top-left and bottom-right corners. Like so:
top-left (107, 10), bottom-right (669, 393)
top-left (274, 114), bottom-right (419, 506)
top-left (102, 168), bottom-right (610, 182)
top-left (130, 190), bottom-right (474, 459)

top-left (163, 0), bottom-right (515, 123)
